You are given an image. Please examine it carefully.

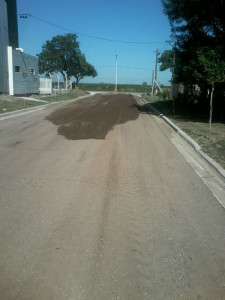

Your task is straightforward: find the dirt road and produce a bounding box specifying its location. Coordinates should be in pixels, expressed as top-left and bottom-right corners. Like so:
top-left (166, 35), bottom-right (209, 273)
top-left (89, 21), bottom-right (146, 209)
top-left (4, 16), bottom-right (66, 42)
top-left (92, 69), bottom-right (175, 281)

top-left (0, 93), bottom-right (225, 299)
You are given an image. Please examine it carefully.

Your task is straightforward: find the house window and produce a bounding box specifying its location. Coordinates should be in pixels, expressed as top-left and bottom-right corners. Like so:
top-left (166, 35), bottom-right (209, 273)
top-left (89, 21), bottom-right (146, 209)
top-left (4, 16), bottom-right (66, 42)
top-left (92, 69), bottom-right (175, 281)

top-left (15, 66), bottom-right (20, 72)
top-left (30, 68), bottom-right (35, 75)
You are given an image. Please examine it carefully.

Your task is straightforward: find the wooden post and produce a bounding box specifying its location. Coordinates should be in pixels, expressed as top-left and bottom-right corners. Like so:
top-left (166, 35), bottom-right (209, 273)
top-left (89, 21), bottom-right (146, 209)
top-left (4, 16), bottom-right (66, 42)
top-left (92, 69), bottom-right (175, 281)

top-left (209, 82), bottom-right (214, 139)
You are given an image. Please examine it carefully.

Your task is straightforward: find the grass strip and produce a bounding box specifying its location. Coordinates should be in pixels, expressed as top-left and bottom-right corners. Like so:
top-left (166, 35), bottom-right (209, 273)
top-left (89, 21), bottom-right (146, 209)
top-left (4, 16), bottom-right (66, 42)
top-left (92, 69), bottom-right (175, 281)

top-left (0, 90), bottom-right (87, 114)
top-left (143, 95), bottom-right (225, 169)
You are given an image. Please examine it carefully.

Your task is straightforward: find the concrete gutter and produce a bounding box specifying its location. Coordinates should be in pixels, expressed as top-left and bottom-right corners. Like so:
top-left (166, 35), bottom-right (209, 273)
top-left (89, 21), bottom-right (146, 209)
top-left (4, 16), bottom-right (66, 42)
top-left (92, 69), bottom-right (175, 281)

top-left (140, 96), bottom-right (225, 181)
top-left (0, 105), bottom-right (48, 121)
top-left (19, 97), bottom-right (48, 103)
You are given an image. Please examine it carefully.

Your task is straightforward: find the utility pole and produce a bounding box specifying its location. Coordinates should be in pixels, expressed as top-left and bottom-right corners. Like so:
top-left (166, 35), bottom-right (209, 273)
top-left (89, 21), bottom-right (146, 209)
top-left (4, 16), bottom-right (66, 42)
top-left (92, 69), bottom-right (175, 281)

top-left (152, 49), bottom-right (160, 95)
top-left (209, 82), bottom-right (214, 139)
top-left (152, 49), bottom-right (162, 95)
top-left (154, 48), bottom-right (158, 84)
top-left (114, 54), bottom-right (118, 92)
top-left (151, 70), bottom-right (154, 96)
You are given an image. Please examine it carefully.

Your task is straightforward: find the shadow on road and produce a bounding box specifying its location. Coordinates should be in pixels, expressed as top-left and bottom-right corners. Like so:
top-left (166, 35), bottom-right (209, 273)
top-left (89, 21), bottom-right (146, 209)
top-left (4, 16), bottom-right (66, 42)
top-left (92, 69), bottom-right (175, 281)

top-left (131, 103), bottom-right (158, 116)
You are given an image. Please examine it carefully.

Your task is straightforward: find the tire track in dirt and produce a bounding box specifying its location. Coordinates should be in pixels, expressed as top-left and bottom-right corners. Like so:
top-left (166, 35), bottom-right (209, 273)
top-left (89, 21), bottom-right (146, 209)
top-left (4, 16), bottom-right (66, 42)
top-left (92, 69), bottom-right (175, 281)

top-left (118, 153), bottom-right (154, 298)
top-left (83, 118), bottom-right (156, 299)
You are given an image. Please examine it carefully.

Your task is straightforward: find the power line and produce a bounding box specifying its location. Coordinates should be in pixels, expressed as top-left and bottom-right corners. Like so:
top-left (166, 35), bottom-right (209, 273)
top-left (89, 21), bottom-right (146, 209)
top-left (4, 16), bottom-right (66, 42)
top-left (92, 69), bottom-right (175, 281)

top-left (18, 13), bottom-right (168, 45)
top-left (95, 65), bottom-right (152, 70)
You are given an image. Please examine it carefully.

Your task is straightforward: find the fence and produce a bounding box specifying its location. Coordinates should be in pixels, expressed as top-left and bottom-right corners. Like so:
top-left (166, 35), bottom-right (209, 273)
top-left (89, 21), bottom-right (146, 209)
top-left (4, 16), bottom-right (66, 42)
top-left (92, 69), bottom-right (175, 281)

top-left (39, 78), bottom-right (52, 94)
top-left (52, 80), bottom-right (72, 94)
top-left (39, 78), bottom-right (72, 95)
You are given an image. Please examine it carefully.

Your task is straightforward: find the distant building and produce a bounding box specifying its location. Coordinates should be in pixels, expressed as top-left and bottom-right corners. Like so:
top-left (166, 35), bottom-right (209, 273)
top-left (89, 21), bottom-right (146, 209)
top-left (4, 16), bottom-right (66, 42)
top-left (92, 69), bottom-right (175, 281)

top-left (8, 47), bottom-right (39, 95)
top-left (0, 0), bottom-right (39, 95)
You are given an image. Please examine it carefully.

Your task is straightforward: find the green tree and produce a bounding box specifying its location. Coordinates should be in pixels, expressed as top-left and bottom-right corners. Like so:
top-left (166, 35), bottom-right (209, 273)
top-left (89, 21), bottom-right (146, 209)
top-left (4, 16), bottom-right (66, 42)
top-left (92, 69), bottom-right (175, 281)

top-left (161, 0), bottom-right (225, 122)
top-left (142, 81), bottom-right (147, 93)
top-left (162, 0), bottom-right (225, 47)
top-left (161, 0), bottom-right (225, 84)
top-left (177, 46), bottom-right (225, 85)
top-left (38, 33), bottom-right (97, 85)
top-left (70, 53), bottom-right (97, 85)
top-left (193, 46), bottom-right (225, 133)
top-left (158, 50), bottom-right (174, 72)
top-left (161, 0), bottom-right (225, 88)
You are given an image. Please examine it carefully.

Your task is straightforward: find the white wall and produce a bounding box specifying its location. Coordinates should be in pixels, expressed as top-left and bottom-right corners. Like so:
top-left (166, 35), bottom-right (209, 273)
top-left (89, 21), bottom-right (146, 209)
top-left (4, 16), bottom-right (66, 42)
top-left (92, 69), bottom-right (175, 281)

top-left (39, 78), bottom-right (52, 94)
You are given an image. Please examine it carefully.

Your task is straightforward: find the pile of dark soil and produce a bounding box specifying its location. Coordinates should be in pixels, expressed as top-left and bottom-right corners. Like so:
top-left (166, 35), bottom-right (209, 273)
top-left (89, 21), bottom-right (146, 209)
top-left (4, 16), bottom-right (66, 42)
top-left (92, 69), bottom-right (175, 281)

top-left (47, 93), bottom-right (140, 140)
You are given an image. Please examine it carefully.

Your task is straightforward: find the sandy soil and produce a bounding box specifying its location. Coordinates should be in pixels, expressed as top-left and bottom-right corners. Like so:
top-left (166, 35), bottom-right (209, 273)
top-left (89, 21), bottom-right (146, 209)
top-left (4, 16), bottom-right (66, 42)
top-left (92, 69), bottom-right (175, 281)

top-left (0, 93), bottom-right (225, 299)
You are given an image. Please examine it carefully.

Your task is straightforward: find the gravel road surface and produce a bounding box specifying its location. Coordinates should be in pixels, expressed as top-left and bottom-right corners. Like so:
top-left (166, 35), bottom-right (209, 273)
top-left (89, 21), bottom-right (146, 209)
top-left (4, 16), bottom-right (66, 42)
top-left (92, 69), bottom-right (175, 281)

top-left (0, 93), bottom-right (225, 299)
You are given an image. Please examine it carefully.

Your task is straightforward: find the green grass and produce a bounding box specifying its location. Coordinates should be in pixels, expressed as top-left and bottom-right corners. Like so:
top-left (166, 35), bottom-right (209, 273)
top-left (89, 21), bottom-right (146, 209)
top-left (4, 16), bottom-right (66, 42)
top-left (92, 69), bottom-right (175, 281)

top-left (143, 94), bottom-right (225, 169)
top-left (215, 139), bottom-right (225, 148)
top-left (0, 91), bottom-right (87, 114)
top-left (77, 83), bottom-right (154, 93)
top-left (0, 99), bottom-right (46, 114)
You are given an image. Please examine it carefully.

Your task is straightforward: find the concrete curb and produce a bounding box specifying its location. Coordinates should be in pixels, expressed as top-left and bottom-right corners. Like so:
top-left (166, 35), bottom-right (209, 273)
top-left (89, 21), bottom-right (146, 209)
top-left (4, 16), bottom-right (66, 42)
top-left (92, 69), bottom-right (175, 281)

top-left (0, 105), bottom-right (48, 120)
top-left (139, 96), bottom-right (225, 180)
top-left (0, 94), bottom-right (91, 121)
top-left (19, 97), bottom-right (49, 103)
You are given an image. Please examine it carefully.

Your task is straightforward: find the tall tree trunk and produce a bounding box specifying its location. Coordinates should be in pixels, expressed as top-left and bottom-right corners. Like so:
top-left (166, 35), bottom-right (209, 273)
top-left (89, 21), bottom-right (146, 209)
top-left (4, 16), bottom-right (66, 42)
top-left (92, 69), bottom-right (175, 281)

top-left (209, 82), bottom-right (214, 139)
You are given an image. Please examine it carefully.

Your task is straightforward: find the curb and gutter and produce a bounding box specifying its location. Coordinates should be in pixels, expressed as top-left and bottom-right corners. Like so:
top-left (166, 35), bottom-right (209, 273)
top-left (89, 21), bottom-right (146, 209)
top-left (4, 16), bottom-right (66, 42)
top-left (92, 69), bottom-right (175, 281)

top-left (140, 96), bottom-right (225, 181)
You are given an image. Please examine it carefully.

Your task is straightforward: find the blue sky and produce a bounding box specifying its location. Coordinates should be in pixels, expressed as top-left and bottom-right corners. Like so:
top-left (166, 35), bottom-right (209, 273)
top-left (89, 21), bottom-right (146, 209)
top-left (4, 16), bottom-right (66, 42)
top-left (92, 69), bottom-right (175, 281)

top-left (17, 0), bottom-right (172, 85)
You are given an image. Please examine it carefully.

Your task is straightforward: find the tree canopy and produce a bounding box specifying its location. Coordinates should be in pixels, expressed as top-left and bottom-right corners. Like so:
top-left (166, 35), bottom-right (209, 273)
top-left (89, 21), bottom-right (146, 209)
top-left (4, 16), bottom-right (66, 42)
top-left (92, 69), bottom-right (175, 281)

top-left (160, 0), bottom-right (225, 85)
top-left (158, 50), bottom-right (174, 72)
top-left (38, 33), bottom-right (97, 85)
top-left (162, 0), bottom-right (225, 48)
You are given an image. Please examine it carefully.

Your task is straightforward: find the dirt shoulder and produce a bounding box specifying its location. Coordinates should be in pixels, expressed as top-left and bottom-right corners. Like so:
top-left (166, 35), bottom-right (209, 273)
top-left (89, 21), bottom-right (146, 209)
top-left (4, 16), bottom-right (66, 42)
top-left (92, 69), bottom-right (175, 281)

top-left (143, 95), bottom-right (225, 169)
top-left (0, 88), bottom-right (88, 114)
